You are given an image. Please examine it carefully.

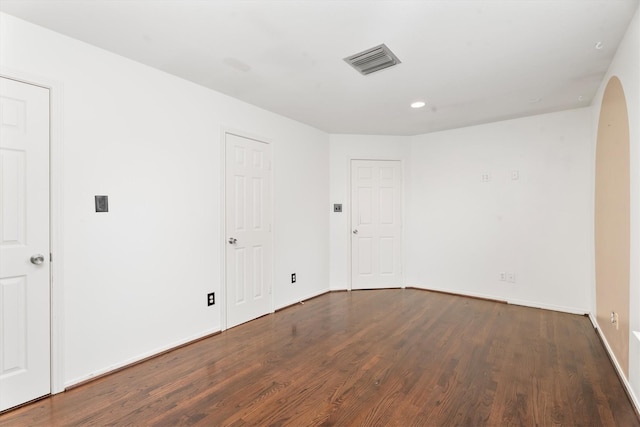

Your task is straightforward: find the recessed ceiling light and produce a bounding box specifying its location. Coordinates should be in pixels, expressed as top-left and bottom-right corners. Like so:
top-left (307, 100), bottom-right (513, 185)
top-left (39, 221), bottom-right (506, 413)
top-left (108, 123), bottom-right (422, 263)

top-left (527, 97), bottom-right (542, 104)
top-left (595, 41), bottom-right (603, 50)
top-left (411, 101), bottom-right (426, 109)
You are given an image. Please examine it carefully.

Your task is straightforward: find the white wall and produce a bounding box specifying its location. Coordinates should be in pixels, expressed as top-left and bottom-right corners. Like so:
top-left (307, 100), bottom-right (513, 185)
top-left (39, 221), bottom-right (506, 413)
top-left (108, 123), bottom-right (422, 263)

top-left (273, 127), bottom-right (330, 309)
top-left (406, 109), bottom-right (593, 313)
top-left (329, 134), bottom-right (410, 290)
top-left (0, 13), bottom-right (329, 387)
top-left (329, 114), bottom-right (594, 315)
top-left (591, 3), bottom-right (640, 406)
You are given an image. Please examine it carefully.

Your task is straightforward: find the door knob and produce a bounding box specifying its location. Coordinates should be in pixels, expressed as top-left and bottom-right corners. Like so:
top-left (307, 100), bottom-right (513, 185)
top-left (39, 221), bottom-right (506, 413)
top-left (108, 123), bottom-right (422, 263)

top-left (228, 237), bottom-right (237, 245)
top-left (352, 229), bottom-right (359, 234)
top-left (30, 254), bottom-right (45, 265)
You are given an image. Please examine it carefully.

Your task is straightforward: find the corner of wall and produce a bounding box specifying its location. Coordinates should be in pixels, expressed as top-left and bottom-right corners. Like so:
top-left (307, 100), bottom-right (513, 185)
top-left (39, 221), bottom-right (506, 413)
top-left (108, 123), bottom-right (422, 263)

top-left (590, 1), bottom-right (640, 415)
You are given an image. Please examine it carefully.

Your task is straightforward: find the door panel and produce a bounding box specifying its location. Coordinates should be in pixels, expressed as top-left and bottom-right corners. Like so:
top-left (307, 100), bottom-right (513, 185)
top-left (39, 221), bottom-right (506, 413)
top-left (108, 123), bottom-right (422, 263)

top-left (379, 237), bottom-right (394, 274)
top-left (0, 77), bottom-right (50, 411)
top-left (225, 134), bottom-right (272, 328)
top-left (351, 160), bottom-right (402, 289)
top-left (358, 237), bottom-right (373, 275)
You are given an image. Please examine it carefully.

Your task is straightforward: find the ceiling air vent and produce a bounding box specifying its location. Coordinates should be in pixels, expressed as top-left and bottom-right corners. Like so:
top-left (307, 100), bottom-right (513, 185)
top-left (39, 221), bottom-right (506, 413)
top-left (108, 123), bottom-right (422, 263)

top-left (344, 43), bottom-right (401, 75)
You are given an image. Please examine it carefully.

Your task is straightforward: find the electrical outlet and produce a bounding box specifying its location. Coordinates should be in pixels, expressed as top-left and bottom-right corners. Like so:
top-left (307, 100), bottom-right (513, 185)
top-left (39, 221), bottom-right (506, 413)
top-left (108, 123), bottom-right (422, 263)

top-left (499, 272), bottom-right (506, 281)
top-left (207, 292), bottom-right (215, 306)
top-left (507, 273), bottom-right (516, 283)
top-left (611, 311), bottom-right (619, 330)
top-left (291, 273), bottom-right (296, 283)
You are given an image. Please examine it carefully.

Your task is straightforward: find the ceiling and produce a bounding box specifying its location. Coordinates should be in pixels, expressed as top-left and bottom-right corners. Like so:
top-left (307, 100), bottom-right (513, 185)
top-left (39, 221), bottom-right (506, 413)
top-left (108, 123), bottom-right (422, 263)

top-left (1, 0), bottom-right (638, 135)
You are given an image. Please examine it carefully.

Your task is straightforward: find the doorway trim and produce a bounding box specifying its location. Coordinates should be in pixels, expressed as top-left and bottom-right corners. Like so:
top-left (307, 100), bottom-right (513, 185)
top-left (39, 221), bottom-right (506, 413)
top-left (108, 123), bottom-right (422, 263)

top-left (594, 75), bottom-right (630, 375)
top-left (0, 68), bottom-right (65, 394)
top-left (220, 128), bottom-right (275, 331)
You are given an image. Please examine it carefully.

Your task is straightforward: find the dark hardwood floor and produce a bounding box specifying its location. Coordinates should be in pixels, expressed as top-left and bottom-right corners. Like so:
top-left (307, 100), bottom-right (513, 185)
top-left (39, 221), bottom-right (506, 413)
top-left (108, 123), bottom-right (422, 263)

top-left (1, 289), bottom-right (637, 426)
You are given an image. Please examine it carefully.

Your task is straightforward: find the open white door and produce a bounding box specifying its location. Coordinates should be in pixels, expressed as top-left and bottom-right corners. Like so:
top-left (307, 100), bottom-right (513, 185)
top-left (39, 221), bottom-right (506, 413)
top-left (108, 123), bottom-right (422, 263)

top-left (351, 160), bottom-right (402, 290)
top-left (0, 77), bottom-right (50, 411)
top-left (225, 133), bottom-right (272, 329)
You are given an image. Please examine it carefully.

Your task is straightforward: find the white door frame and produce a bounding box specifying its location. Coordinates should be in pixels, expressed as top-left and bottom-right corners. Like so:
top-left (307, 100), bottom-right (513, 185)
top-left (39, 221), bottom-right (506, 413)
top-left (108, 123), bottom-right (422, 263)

top-left (220, 129), bottom-right (275, 331)
top-left (348, 157), bottom-right (405, 291)
top-left (0, 69), bottom-right (65, 394)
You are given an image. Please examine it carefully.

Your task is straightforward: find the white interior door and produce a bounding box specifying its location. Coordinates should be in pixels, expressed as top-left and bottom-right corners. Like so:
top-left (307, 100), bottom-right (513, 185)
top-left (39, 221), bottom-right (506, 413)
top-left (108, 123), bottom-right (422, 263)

top-left (225, 133), bottom-right (272, 329)
top-left (0, 77), bottom-right (50, 411)
top-left (351, 160), bottom-right (402, 290)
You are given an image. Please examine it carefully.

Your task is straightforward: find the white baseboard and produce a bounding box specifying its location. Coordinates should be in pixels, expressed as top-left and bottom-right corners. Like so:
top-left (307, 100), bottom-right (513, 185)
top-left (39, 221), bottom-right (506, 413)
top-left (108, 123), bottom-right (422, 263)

top-left (409, 284), bottom-right (508, 302)
top-left (506, 298), bottom-right (588, 315)
top-left (64, 326), bottom-right (221, 389)
top-left (409, 284), bottom-right (589, 315)
top-left (589, 312), bottom-right (602, 330)
top-left (275, 289), bottom-right (330, 311)
top-left (329, 283), bottom-right (348, 291)
top-left (589, 313), bottom-right (640, 416)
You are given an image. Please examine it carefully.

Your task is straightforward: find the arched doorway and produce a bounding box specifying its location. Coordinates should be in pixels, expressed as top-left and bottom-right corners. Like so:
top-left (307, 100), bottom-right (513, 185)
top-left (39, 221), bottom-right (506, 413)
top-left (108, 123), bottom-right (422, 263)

top-left (595, 76), bottom-right (631, 376)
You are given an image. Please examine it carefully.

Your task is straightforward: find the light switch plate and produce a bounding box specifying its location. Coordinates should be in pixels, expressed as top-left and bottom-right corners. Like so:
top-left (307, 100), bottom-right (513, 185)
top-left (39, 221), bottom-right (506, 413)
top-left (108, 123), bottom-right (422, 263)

top-left (95, 195), bottom-right (108, 213)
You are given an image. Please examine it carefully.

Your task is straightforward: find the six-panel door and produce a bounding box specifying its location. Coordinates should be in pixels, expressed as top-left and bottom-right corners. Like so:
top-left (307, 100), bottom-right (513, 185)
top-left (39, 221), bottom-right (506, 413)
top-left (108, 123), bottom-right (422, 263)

top-left (351, 160), bottom-right (402, 289)
top-left (0, 77), bottom-right (51, 411)
top-left (225, 134), bottom-right (272, 328)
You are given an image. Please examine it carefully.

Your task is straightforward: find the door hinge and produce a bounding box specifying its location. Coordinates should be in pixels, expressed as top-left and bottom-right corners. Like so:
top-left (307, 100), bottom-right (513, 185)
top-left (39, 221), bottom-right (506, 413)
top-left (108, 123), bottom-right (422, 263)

top-left (50, 253), bottom-right (53, 262)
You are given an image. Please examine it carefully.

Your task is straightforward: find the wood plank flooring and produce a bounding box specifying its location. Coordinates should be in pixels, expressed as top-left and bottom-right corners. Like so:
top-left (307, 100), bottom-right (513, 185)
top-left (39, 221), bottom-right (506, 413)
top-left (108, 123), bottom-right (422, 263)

top-left (1, 289), bottom-right (637, 426)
